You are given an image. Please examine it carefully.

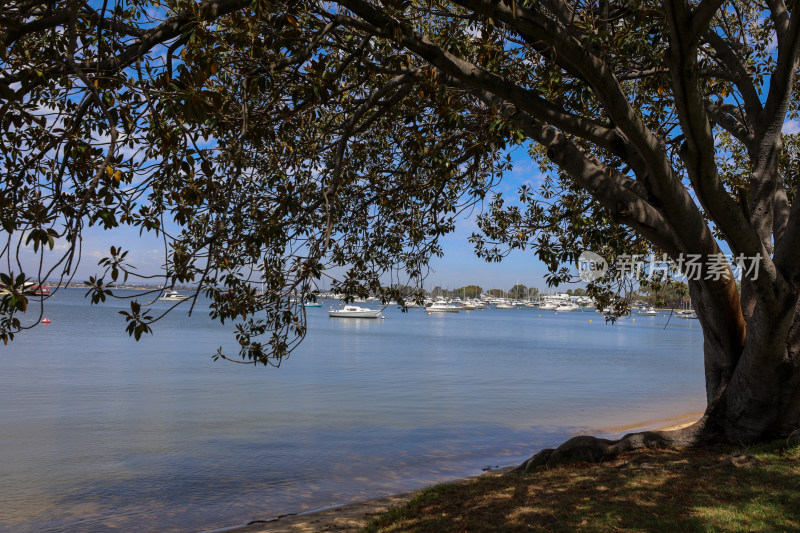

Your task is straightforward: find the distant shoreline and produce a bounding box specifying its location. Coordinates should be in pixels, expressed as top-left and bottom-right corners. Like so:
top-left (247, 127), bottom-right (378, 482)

top-left (211, 410), bottom-right (703, 533)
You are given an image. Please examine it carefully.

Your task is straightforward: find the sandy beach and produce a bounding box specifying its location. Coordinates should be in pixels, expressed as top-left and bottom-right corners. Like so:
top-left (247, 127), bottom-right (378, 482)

top-left (210, 412), bottom-right (702, 533)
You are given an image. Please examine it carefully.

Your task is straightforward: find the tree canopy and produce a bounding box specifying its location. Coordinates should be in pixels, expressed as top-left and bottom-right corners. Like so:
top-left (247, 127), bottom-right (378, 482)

top-left (3, 0), bottom-right (800, 436)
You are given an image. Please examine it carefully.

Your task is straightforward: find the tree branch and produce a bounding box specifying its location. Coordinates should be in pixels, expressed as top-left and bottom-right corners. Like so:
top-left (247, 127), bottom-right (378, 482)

top-left (704, 101), bottom-right (755, 150)
top-left (687, 0), bottom-right (725, 45)
top-left (765, 0), bottom-right (790, 43)
top-left (761, 1), bottom-right (800, 138)
top-left (702, 31), bottom-right (763, 123)
top-left (3, 7), bottom-right (73, 46)
top-left (453, 81), bottom-right (685, 257)
top-left (447, 0), bottom-right (715, 220)
top-left (664, 0), bottom-right (767, 265)
top-left (325, 8), bottom-right (620, 151)
top-left (1, 0), bottom-right (250, 94)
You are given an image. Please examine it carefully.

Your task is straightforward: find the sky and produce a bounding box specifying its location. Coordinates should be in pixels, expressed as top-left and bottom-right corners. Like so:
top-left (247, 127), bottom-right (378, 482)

top-left (20, 116), bottom-right (800, 293)
top-left (14, 145), bottom-right (561, 292)
top-left (14, 11), bottom-right (797, 296)
top-left (10, 4), bottom-right (796, 294)
top-left (421, 152), bottom-right (555, 292)
top-left (7, 0), bottom-right (566, 293)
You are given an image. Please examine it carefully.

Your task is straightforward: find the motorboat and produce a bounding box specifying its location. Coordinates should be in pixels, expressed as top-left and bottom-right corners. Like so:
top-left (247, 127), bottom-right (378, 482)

top-left (304, 301), bottom-right (323, 307)
top-left (328, 305), bottom-right (381, 318)
top-left (32, 285), bottom-right (50, 295)
top-left (425, 301), bottom-right (460, 313)
top-left (639, 307), bottom-right (658, 316)
top-left (555, 303), bottom-right (578, 312)
top-left (539, 301), bottom-right (558, 310)
top-left (21, 282), bottom-right (50, 295)
top-left (676, 310), bottom-right (698, 319)
top-left (494, 302), bottom-right (515, 309)
top-left (158, 290), bottom-right (190, 301)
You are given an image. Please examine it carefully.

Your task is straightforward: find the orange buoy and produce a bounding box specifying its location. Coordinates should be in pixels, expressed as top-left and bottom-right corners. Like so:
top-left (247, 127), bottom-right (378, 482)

top-left (42, 317), bottom-right (51, 324)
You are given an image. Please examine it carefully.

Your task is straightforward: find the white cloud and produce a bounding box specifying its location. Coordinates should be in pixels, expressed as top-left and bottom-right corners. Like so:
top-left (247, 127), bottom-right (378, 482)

top-left (782, 120), bottom-right (800, 134)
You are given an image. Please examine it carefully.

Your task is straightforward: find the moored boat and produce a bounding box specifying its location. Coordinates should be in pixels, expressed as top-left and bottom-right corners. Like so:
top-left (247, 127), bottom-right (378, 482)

top-left (328, 305), bottom-right (381, 318)
top-left (158, 290), bottom-right (190, 302)
top-left (32, 285), bottom-right (50, 295)
top-left (555, 303), bottom-right (578, 312)
top-left (20, 282), bottom-right (50, 295)
top-left (425, 301), bottom-right (460, 313)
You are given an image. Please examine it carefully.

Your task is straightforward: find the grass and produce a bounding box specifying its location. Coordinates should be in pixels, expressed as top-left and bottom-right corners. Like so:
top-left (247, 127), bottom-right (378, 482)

top-left (365, 441), bottom-right (800, 532)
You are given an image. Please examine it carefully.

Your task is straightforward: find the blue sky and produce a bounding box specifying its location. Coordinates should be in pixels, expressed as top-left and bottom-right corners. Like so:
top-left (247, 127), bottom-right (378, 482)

top-left (12, 3), bottom-right (793, 293)
top-left (18, 146), bottom-right (558, 291)
top-left (25, 115), bottom-right (800, 292)
top-left (422, 151), bottom-right (554, 292)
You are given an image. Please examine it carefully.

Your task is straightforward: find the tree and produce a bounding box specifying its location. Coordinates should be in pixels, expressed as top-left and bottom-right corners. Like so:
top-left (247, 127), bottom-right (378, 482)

top-left (455, 284), bottom-right (483, 298)
top-left (508, 283), bottom-right (528, 299)
top-left (430, 286), bottom-right (447, 298)
top-left (638, 280), bottom-right (690, 309)
top-left (2, 0), bottom-right (800, 459)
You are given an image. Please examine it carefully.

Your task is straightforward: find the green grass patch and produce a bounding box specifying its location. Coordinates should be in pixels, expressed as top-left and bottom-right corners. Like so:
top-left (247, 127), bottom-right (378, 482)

top-left (365, 442), bottom-right (800, 532)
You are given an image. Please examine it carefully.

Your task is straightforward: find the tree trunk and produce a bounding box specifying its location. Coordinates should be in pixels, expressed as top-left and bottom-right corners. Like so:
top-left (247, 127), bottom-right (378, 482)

top-left (520, 281), bottom-right (800, 471)
top-left (703, 289), bottom-right (800, 443)
top-left (689, 279), bottom-right (745, 405)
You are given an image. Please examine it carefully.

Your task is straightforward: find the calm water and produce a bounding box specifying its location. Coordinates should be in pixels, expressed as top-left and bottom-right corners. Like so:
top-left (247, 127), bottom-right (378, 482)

top-left (1, 289), bottom-right (705, 532)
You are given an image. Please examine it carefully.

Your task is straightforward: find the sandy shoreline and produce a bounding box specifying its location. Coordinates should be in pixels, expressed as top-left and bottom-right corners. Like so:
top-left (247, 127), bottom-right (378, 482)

top-left (202, 411), bottom-right (702, 533)
top-left (203, 466), bottom-right (516, 533)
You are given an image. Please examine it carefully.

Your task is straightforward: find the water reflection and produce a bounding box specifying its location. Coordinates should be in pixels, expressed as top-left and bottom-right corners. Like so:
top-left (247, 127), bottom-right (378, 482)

top-left (0, 291), bottom-right (705, 532)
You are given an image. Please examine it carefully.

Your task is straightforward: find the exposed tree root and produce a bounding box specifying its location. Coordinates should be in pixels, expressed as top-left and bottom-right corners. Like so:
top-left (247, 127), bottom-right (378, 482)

top-left (517, 419), bottom-right (706, 472)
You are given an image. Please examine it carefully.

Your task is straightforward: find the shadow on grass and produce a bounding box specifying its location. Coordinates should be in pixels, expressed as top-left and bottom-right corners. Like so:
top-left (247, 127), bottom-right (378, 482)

top-left (365, 442), bottom-right (800, 532)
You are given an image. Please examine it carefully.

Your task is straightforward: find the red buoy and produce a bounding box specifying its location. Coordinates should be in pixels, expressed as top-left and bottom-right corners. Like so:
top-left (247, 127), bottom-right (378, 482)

top-left (42, 317), bottom-right (51, 324)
